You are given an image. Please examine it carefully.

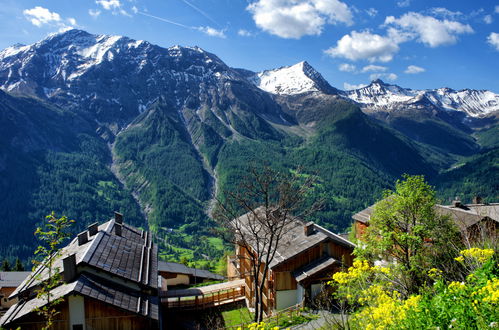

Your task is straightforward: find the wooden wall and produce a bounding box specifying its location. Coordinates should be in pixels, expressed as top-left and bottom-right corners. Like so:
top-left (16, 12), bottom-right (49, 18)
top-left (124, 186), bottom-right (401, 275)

top-left (4, 300), bottom-right (70, 330)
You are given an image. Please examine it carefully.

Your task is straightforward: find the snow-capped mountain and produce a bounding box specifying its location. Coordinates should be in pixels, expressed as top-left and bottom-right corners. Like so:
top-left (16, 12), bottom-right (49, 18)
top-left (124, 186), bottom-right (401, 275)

top-left (250, 61), bottom-right (338, 95)
top-left (345, 80), bottom-right (499, 118)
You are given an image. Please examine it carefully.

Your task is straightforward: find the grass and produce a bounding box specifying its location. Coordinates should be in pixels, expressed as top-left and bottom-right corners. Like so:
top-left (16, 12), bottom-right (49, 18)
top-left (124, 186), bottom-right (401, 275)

top-left (222, 307), bottom-right (254, 328)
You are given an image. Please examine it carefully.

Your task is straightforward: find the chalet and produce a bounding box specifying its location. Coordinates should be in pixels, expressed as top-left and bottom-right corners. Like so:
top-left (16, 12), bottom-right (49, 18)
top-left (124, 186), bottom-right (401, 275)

top-left (158, 261), bottom-right (223, 289)
top-left (228, 209), bottom-right (355, 315)
top-left (352, 198), bottom-right (498, 242)
top-left (0, 213), bottom-right (159, 330)
top-left (0, 272), bottom-right (30, 311)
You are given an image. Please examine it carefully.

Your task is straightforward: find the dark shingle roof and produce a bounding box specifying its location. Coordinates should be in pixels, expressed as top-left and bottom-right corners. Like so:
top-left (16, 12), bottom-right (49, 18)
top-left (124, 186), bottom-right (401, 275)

top-left (158, 261), bottom-right (224, 281)
top-left (0, 274), bottom-right (158, 325)
top-left (0, 272), bottom-right (31, 288)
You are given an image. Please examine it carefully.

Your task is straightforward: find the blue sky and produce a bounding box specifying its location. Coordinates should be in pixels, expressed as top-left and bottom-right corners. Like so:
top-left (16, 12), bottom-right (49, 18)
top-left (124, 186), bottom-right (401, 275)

top-left (1, 0), bottom-right (498, 92)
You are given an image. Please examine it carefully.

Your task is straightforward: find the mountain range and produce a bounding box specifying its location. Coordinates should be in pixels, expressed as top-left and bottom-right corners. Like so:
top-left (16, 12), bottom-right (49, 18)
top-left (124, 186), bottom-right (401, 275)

top-left (0, 29), bottom-right (497, 263)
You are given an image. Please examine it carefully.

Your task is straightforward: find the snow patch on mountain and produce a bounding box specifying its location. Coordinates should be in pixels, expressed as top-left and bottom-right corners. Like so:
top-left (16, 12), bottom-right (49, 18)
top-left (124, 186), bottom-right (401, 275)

top-left (251, 61), bottom-right (331, 95)
top-left (345, 80), bottom-right (499, 117)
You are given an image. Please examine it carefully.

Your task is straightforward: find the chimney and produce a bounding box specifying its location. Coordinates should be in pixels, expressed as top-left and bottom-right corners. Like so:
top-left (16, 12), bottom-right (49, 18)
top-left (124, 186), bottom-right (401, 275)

top-left (114, 211), bottom-right (123, 224)
top-left (472, 196), bottom-right (482, 204)
top-left (88, 222), bottom-right (99, 236)
top-left (63, 254), bottom-right (77, 283)
top-left (77, 231), bottom-right (88, 246)
top-left (304, 222), bottom-right (315, 236)
top-left (114, 223), bottom-right (122, 237)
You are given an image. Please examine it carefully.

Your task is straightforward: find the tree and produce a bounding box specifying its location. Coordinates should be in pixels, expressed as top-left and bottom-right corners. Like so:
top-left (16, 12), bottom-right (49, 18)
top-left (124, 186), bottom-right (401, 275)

top-left (14, 257), bottom-right (24, 271)
top-left (1, 259), bottom-right (11, 271)
top-left (32, 211), bottom-right (74, 330)
top-left (214, 166), bottom-right (321, 322)
top-left (356, 174), bottom-right (461, 294)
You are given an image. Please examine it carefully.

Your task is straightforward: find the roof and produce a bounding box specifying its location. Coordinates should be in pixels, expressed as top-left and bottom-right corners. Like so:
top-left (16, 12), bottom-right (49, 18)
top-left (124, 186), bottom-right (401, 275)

top-left (352, 205), bottom-right (374, 224)
top-left (0, 274), bottom-right (159, 326)
top-left (233, 208), bottom-right (355, 269)
top-left (158, 261), bottom-right (224, 281)
top-left (0, 272), bottom-right (31, 288)
top-left (164, 279), bottom-right (244, 298)
top-left (293, 257), bottom-right (338, 282)
top-left (435, 203), bottom-right (499, 231)
top-left (11, 218), bottom-right (157, 299)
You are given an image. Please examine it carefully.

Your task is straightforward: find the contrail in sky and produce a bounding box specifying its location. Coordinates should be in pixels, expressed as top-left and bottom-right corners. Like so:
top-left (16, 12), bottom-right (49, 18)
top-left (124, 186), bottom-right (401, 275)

top-left (179, 0), bottom-right (220, 27)
top-left (137, 11), bottom-right (193, 29)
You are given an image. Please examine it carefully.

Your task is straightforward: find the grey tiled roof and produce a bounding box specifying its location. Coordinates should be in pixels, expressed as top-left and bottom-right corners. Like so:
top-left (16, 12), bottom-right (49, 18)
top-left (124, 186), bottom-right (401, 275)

top-left (158, 261), bottom-right (224, 281)
top-left (0, 274), bottom-right (159, 326)
top-left (352, 206), bottom-right (373, 224)
top-left (11, 219), bottom-right (157, 299)
top-left (0, 272), bottom-right (30, 288)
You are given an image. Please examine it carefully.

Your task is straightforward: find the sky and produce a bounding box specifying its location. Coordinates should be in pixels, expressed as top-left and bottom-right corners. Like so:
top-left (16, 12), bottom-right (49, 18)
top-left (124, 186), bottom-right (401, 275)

top-left (0, 0), bottom-right (498, 92)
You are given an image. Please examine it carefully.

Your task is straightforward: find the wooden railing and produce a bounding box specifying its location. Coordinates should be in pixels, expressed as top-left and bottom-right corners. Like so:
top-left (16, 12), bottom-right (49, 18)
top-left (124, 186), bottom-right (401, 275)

top-left (161, 281), bottom-right (245, 310)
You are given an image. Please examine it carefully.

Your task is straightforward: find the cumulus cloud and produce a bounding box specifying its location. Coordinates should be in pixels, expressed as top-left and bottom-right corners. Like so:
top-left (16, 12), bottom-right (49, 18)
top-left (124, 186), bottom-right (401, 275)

top-left (370, 73), bottom-right (398, 81)
top-left (496, 6), bottom-right (499, 14)
top-left (484, 15), bottom-right (493, 24)
top-left (238, 29), bottom-right (254, 37)
top-left (344, 82), bottom-right (367, 90)
top-left (488, 32), bottom-right (499, 51)
top-left (23, 6), bottom-right (61, 27)
top-left (361, 65), bottom-right (387, 73)
top-left (404, 65), bottom-right (425, 74)
top-left (247, 0), bottom-right (353, 39)
top-left (338, 63), bottom-right (356, 72)
top-left (89, 9), bottom-right (101, 18)
top-left (397, 0), bottom-right (410, 8)
top-left (96, 0), bottom-right (120, 10)
top-left (325, 30), bottom-right (399, 62)
top-left (132, 6), bottom-right (138, 14)
top-left (385, 12), bottom-right (473, 47)
top-left (67, 18), bottom-right (77, 26)
top-left (429, 7), bottom-right (463, 20)
top-left (197, 26), bottom-right (226, 38)
top-left (366, 8), bottom-right (378, 17)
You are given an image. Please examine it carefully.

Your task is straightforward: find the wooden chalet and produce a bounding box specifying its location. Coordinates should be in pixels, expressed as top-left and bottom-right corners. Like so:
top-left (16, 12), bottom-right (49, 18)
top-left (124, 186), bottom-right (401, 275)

top-left (158, 261), bottom-right (224, 289)
top-left (352, 198), bottom-right (498, 242)
top-left (228, 209), bottom-right (355, 315)
top-left (0, 213), bottom-right (159, 330)
top-left (0, 272), bottom-right (30, 311)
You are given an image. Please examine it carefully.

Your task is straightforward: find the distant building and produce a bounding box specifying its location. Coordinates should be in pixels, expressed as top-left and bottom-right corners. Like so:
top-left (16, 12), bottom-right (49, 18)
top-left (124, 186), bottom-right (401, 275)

top-left (228, 209), bottom-right (355, 315)
top-left (158, 261), bottom-right (223, 290)
top-left (0, 272), bottom-right (30, 311)
top-left (0, 213), bottom-right (159, 330)
top-left (352, 198), bottom-right (498, 242)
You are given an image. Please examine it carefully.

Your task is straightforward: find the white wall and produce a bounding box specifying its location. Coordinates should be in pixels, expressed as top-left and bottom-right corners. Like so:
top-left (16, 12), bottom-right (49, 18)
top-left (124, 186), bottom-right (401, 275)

top-left (311, 283), bottom-right (323, 299)
top-left (275, 289), bottom-right (298, 310)
top-left (69, 295), bottom-right (85, 329)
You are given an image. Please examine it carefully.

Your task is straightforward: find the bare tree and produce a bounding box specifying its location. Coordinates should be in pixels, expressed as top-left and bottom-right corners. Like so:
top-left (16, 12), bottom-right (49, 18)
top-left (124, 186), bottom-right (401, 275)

top-left (213, 166), bottom-right (321, 322)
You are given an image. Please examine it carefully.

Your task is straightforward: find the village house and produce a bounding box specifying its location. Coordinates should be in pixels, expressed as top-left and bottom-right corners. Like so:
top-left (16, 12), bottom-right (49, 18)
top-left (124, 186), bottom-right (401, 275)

top-left (0, 271), bottom-right (30, 312)
top-left (158, 261), bottom-right (223, 290)
top-left (0, 213), bottom-right (159, 330)
top-left (228, 210), bottom-right (355, 315)
top-left (352, 198), bottom-right (498, 243)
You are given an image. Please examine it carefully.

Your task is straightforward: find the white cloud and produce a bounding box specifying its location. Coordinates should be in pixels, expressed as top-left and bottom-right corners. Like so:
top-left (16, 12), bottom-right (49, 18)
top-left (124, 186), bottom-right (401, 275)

top-left (338, 63), bottom-right (356, 72)
top-left (429, 7), bottom-right (462, 20)
top-left (404, 65), bottom-right (425, 74)
top-left (484, 15), bottom-right (493, 24)
top-left (247, 0), bottom-right (353, 39)
top-left (487, 32), bottom-right (499, 51)
top-left (132, 6), bottom-right (138, 14)
top-left (361, 65), bottom-right (387, 73)
top-left (366, 8), bottom-right (378, 17)
top-left (325, 30), bottom-right (399, 62)
top-left (89, 9), bottom-right (101, 18)
top-left (238, 29), bottom-right (254, 37)
top-left (344, 82), bottom-right (367, 90)
top-left (370, 72), bottom-right (398, 81)
top-left (397, 0), bottom-right (410, 8)
top-left (67, 17), bottom-right (77, 26)
top-left (23, 6), bottom-right (61, 27)
top-left (495, 6), bottom-right (499, 14)
top-left (96, 0), bottom-right (121, 10)
top-left (197, 26), bottom-right (226, 38)
top-left (385, 12), bottom-right (473, 47)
